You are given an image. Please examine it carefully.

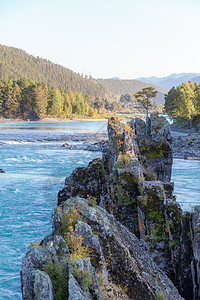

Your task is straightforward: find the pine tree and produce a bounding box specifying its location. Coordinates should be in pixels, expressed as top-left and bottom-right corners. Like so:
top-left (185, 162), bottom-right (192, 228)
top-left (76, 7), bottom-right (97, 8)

top-left (135, 87), bottom-right (158, 135)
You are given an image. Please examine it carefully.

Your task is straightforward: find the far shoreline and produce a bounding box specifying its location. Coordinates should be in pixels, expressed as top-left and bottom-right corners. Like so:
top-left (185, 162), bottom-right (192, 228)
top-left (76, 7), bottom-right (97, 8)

top-left (0, 114), bottom-right (140, 123)
top-left (0, 117), bottom-right (108, 123)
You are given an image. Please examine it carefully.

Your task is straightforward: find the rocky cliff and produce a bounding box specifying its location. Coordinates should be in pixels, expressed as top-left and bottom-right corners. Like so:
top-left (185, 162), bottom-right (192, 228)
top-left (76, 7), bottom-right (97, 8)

top-left (21, 115), bottom-right (199, 299)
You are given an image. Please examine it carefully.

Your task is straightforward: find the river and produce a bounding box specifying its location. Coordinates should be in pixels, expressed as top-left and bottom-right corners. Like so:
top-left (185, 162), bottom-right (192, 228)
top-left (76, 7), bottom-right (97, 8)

top-left (0, 120), bottom-right (199, 299)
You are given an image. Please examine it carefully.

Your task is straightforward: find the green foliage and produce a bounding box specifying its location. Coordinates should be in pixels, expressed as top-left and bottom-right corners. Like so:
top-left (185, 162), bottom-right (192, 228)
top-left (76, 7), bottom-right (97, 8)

top-left (70, 263), bottom-right (93, 292)
top-left (59, 206), bottom-right (80, 234)
top-left (43, 206), bottom-right (91, 299)
top-left (140, 137), bottom-right (168, 160)
top-left (155, 276), bottom-right (167, 300)
top-left (135, 87), bottom-right (158, 135)
top-left (47, 85), bottom-right (62, 116)
top-left (158, 289), bottom-right (167, 300)
top-left (119, 93), bottom-right (132, 103)
top-left (97, 274), bottom-right (106, 295)
top-left (115, 153), bottom-right (132, 169)
top-left (0, 44), bottom-right (107, 99)
top-left (97, 78), bottom-right (166, 99)
top-left (112, 172), bottom-right (138, 207)
top-left (88, 108), bottom-right (95, 117)
top-left (43, 259), bottom-right (68, 300)
top-left (165, 81), bottom-right (200, 126)
top-left (169, 240), bottom-right (181, 248)
top-left (87, 195), bottom-right (97, 207)
top-left (139, 186), bottom-right (168, 243)
top-left (58, 206), bottom-right (90, 261)
top-left (135, 87), bottom-right (158, 111)
top-left (143, 166), bottom-right (157, 181)
top-left (0, 77), bottom-right (110, 119)
top-left (114, 184), bottom-right (131, 206)
top-left (93, 97), bottom-right (105, 113)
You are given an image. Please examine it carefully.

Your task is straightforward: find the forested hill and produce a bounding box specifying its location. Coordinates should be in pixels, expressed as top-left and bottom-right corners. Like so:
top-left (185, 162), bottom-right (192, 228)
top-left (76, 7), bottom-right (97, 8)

top-left (0, 44), bottom-right (108, 98)
top-left (97, 78), bottom-right (168, 105)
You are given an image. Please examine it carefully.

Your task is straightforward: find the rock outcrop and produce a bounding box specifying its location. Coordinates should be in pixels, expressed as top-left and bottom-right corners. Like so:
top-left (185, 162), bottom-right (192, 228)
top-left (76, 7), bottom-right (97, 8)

top-left (21, 197), bottom-right (183, 300)
top-left (21, 115), bottom-right (200, 299)
top-left (129, 115), bottom-right (173, 182)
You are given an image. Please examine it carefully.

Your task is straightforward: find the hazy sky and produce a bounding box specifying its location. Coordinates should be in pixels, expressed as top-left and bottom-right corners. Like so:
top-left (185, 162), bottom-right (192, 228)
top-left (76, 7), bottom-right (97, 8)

top-left (1, 0), bottom-right (200, 79)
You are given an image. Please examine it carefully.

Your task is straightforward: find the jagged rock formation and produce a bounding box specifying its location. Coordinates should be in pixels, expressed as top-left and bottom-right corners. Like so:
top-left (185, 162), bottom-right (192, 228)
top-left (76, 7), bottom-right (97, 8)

top-left (21, 115), bottom-right (200, 299)
top-left (0, 168), bottom-right (5, 173)
top-left (129, 114), bottom-right (173, 182)
top-left (21, 197), bottom-right (183, 300)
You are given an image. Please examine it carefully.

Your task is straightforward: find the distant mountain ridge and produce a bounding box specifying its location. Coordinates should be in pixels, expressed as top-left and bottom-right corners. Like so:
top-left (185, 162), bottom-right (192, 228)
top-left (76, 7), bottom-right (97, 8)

top-left (97, 78), bottom-right (168, 105)
top-left (137, 73), bottom-right (200, 90)
top-left (191, 76), bottom-right (200, 84)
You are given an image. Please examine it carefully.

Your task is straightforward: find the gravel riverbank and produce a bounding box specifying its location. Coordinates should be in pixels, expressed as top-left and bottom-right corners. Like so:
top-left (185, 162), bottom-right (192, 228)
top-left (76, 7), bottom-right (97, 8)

top-left (1, 121), bottom-right (199, 160)
top-left (171, 131), bottom-right (200, 160)
top-left (58, 128), bottom-right (200, 160)
top-left (61, 129), bottom-right (200, 160)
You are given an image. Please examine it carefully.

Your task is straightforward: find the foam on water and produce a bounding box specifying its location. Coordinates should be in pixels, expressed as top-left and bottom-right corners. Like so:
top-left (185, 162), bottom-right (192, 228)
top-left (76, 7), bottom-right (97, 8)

top-left (172, 159), bottom-right (200, 211)
top-left (0, 121), bottom-right (199, 299)
top-left (0, 122), bottom-right (104, 299)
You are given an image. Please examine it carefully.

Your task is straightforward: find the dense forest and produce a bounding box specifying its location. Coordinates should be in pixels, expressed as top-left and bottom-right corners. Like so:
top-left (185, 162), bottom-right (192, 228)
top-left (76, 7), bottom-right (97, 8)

top-left (0, 44), bottom-right (163, 119)
top-left (0, 44), bottom-right (108, 99)
top-left (165, 81), bottom-right (200, 127)
top-left (97, 78), bottom-right (167, 105)
top-left (0, 78), bottom-right (125, 119)
top-left (0, 44), bottom-right (166, 106)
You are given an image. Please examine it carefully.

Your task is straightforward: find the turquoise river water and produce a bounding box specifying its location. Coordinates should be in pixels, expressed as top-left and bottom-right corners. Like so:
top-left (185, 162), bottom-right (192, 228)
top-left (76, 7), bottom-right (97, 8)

top-left (0, 120), bottom-right (199, 299)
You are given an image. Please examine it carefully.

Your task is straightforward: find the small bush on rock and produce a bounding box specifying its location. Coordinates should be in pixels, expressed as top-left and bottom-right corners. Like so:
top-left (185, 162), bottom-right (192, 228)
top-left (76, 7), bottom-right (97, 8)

top-left (43, 259), bottom-right (68, 300)
top-left (59, 206), bottom-right (90, 261)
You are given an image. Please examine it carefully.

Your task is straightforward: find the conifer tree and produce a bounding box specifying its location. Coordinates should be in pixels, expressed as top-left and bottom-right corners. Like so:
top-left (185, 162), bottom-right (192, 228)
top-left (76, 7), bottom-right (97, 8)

top-left (135, 87), bottom-right (158, 135)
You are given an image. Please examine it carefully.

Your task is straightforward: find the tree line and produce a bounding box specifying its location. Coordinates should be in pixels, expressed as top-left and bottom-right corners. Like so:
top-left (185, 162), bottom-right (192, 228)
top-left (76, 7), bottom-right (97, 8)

top-left (164, 81), bottom-right (200, 126)
top-left (0, 78), bottom-right (125, 119)
top-left (0, 44), bottom-right (108, 98)
top-left (0, 78), bottom-right (98, 119)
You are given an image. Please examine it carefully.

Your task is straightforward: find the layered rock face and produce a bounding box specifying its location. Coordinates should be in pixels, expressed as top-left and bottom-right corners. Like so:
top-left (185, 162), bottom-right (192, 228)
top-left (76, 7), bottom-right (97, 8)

top-left (21, 115), bottom-right (199, 299)
top-left (21, 197), bottom-right (183, 300)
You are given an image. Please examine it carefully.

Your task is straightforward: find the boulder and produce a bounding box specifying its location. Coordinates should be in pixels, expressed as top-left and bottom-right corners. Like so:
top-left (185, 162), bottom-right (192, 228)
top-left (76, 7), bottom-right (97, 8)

top-left (21, 247), bottom-right (51, 299)
top-left (33, 270), bottom-right (55, 300)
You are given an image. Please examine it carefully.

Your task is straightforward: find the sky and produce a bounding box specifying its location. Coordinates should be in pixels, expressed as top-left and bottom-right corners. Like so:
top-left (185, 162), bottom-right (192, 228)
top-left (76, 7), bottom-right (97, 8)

top-left (0, 0), bottom-right (200, 79)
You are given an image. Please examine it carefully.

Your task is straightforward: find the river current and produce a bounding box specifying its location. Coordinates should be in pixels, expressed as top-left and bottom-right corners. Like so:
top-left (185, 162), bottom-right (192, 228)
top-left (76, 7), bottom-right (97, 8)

top-left (0, 120), bottom-right (199, 299)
